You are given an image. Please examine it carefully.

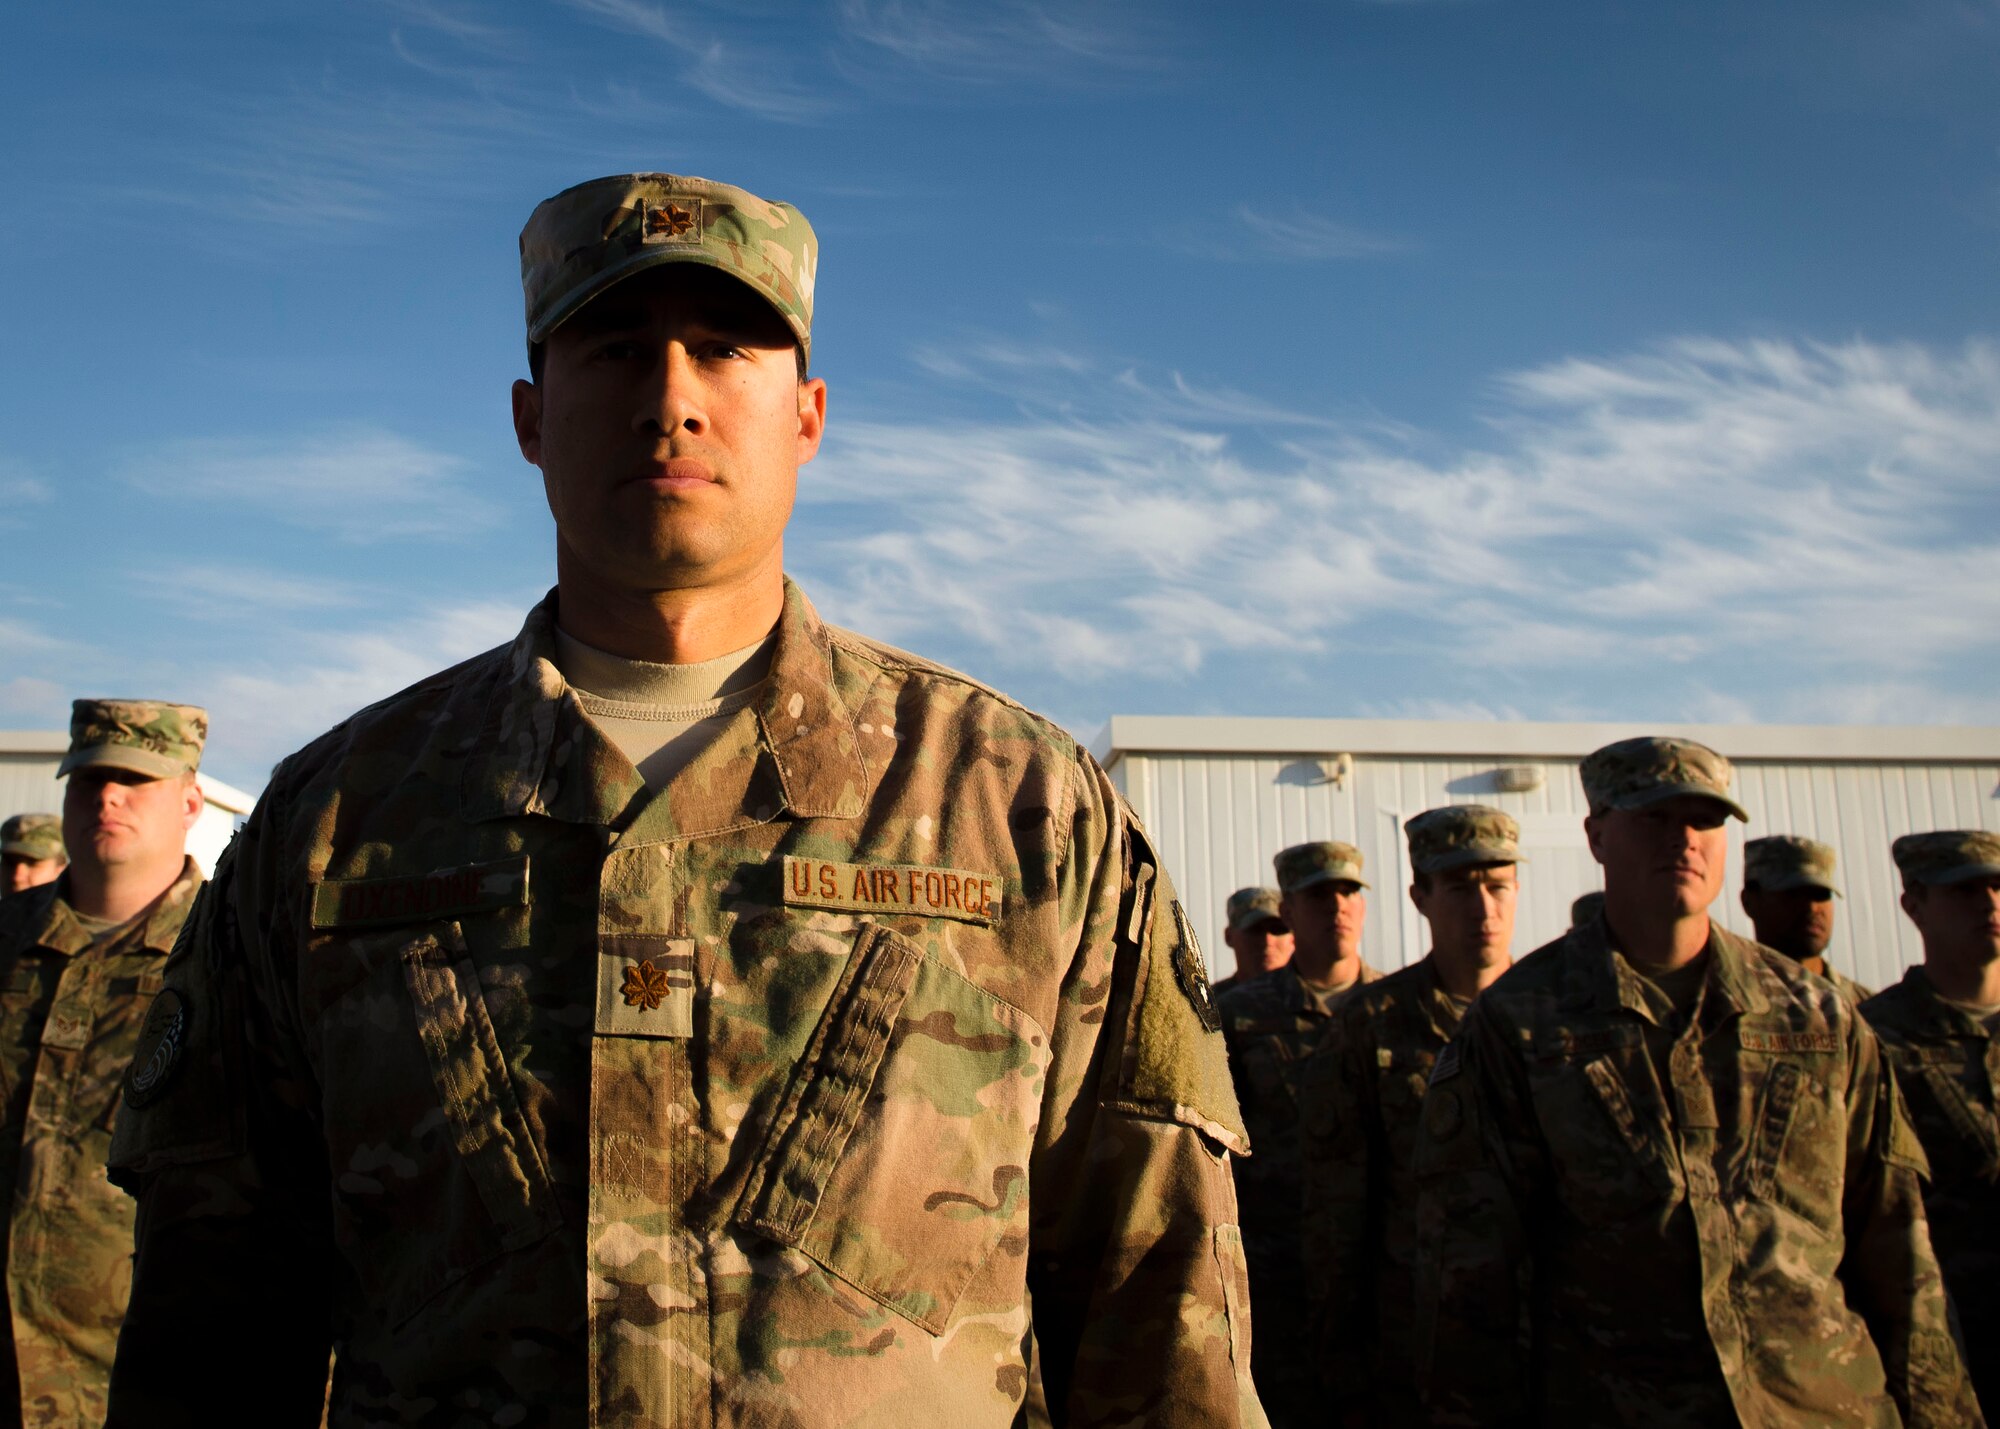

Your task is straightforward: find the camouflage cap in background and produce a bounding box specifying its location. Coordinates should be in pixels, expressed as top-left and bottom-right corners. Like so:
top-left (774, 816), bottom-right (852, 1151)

top-left (1744, 835), bottom-right (1841, 896)
top-left (1274, 841), bottom-right (1368, 893)
top-left (1404, 804), bottom-right (1526, 876)
top-left (1892, 830), bottom-right (2000, 888)
top-left (1570, 891), bottom-right (1605, 927)
top-left (521, 173), bottom-right (817, 359)
top-left (1578, 735), bottom-right (1749, 823)
top-left (1225, 886), bottom-right (1286, 932)
top-left (0, 814), bottom-right (64, 861)
top-left (55, 699), bottom-right (207, 780)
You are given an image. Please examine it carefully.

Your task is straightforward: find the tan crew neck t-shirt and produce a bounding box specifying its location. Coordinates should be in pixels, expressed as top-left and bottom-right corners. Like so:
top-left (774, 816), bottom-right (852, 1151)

top-left (555, 625), bottom-right (778, 791)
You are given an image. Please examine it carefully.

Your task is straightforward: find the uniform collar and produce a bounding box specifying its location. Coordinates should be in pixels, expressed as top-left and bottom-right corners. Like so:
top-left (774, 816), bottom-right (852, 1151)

top-left (1411, 956), bottom-right (1469, 1036)
top-left (1894, 964), bottom-right (1993, 1040)
top-left (15, 857), bottom-right (202, 958)
top-left (460, 578), bottom-right (866, 835)
top-left (1561, 916), bottom-right (1769, 1020)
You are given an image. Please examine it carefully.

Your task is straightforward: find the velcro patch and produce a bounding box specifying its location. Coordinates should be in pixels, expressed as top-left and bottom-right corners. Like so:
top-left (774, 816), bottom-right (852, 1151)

top-left (597, 934), bottom-right (695, 1039)
top-left (124, 989), bottom-right (191, 1109)
top-left (1740, 1030), bottom-right (1838, 1054)
top-left (1430, 1041), bottom-right (1462, 1085)
top-left (781, 856), bottom-right (1001, 926)
top-left (310, 856), bottom-right (529, 930)
top-left (1169, 901), bottom-right (1220, 1032)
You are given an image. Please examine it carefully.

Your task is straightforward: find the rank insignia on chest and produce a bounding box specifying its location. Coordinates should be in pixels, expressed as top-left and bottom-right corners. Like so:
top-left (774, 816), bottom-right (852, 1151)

top-left (124, 988), bottom-right (191, 1108)
top-left (780, 855), bottom-right (1002, 926)
top-left (597, 935), bottom-right (695, 1039)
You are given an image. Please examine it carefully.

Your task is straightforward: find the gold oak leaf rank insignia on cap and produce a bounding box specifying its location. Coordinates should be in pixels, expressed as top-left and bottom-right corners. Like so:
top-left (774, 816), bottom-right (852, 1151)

top-left (124, 990), bottom-right (191, 1109)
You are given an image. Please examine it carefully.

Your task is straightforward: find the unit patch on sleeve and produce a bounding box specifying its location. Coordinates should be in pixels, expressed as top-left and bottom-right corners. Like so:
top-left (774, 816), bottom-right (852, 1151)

top-left (310, 855), bottom-right (530, 930)
top-left (781, 856), bottom-right (1001, 926)
top-left (1169, 900), bottom-right (1221, 1032)
top-left (124, 989), bottom-right (191, 1109)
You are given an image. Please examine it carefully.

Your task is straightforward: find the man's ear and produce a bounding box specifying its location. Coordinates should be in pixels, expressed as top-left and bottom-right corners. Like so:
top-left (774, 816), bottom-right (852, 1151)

top-left (1584, 812), bottom-right (1607, 867)
top-left (181, 778), bottom-right (204, 832)
top-left (795, 377), bottom-right (827, 465)
top-left (512, 378), bottom-right (544, 465)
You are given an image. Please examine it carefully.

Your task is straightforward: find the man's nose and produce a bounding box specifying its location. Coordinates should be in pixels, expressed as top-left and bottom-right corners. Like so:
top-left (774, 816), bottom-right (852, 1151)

top-left (640, 345), bottom-right (705, 435)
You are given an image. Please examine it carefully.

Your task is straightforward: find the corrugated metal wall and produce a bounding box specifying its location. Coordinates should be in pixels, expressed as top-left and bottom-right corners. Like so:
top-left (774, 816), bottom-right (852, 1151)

top-left (1113, 749), bottom-right (2000, 994)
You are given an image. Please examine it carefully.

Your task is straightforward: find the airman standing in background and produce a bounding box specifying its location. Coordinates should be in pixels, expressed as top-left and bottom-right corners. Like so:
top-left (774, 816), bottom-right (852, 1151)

top-left (0, 816), bottom-right (66, 898)
top-left (1213, 885), bottom-right (1292, 997)
top-left (0, 701), bottom-right (206, 1427)
top-left (1217, 840), bottom-right (1382, 1426)
top-left (1413, 736), bottom-right (1980, 1427)
top-left (1862, 830), bottom-right (2000, 1419)
top-left (1300, 805), bottom-right (1521, 1427)
top-left (1742, 834), bottom-right (1870, 1002)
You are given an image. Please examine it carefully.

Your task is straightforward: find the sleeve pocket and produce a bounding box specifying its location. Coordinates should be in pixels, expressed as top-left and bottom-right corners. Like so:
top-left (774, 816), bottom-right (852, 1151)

top-left (736, 923), bottom-right (1048, 1334)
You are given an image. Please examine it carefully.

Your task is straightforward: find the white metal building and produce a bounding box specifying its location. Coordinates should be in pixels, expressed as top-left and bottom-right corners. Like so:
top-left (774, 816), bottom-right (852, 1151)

top-left (1094, 717), bottom-right (2000, 993)
top-left (0, 731), bottom-right (255, 877)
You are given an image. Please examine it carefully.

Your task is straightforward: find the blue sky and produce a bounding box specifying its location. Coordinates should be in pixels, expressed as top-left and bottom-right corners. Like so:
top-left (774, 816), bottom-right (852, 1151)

top-left (5, 0), bottom-right (1999, 791)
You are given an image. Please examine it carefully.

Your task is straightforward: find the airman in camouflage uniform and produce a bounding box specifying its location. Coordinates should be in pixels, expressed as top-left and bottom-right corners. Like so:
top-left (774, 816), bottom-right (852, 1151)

top-left (1862, 830), bottom-right (2000, 1417)
top-left (1213, 886), bottom-right (1290, 998)
top-left (1217, 840), bottom-right (1382, 1426)
top-left (1570, 890), bottom-right (1604, 928)
top-left (108, 174), bottom-right (1261, 1428)
top-left (1742, 834), bottom-right (1871, 1003)
top-left (0, 700), bottom-right (206, 1427)
top-left (1299, 806), bottom-right (1522, 1427)
top-left (1, 816), bottom-right (66, 899)
top-left (1413, 737), bottom-right (1980, 1427)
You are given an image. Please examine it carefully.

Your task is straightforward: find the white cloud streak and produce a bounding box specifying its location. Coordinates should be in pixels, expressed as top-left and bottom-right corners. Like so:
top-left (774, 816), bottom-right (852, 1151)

top-left (798, 335), bottom-right (2000, 718)
top-left (120, 428), bottom-right (502, 542)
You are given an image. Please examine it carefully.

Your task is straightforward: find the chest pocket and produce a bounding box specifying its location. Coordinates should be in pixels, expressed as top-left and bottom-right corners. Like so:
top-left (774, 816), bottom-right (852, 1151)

top-left (1746, 1059), bottom-right (1845, 1234)
top-left (1378, 1050), bottom-right (1435, 1166)
top-left (735, 923), bottom-right (1047, 1334)
top-left (1905, 1051), bottom-right (2000, 1177)
top-left (1536, 1052), bottom-right (1682, 1226)
top-left (314, 920), bottom-right (560, 1328)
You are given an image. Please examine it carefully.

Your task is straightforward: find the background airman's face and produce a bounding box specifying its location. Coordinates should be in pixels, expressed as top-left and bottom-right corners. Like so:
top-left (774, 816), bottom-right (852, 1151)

top-left (1901, 876), bottom-right (2000, 965)
top-left (1412, 863), bottom-right (1518, 962)
top-left (61, 768), bottom-right (201, 876)
top-left (1586, 795), bottom-right (1730, 920)
top-left (513, 264), bottom-right (826, 596)
top-left (1223, 916), bottom-right (1294, 973)
top-left (1280, 879), bottom-right (1366, 964)
top-left (1740, 884), bottom-right (1835, 959)
top-left (1, 854), bottom-right (65, 896)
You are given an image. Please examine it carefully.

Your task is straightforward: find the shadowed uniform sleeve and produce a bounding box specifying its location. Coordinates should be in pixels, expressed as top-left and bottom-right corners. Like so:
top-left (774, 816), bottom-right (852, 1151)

top-left (1835, 1016), bottom-right (1985, 1428)
top-left (104, 794), bottom-right (334, 1427)
top-left (1299, 1003), bottom-right (1374, 1401)
top-left (1411, 1003), bottom-right (1537, 1429)
top-left (1027, 759), bottom-right (1264, 1427)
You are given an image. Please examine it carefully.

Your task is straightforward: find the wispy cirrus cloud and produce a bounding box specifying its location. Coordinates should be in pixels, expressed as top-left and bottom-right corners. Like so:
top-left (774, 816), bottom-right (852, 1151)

top-left (832, 0), bottom-right (1172, 86)
top-left (561, 0), bottom-right (835, 122)
top-left (797, 333), bottom-right (2000, 721)
top-left (1231, 205), bottom-right (1409, 260)
top-left (118, 428), bottom-right (502, 542)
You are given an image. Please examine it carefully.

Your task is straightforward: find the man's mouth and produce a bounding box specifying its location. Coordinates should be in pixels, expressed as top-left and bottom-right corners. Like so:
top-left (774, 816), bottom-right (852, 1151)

top-left (631, 456), bottom-right (716, 489)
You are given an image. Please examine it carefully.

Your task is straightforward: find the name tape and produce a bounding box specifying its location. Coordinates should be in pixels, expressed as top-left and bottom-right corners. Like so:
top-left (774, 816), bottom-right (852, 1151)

top-left (781, 856), bottom-right (1002, 926)
top-left (310, 856), bottom-right (530, 930)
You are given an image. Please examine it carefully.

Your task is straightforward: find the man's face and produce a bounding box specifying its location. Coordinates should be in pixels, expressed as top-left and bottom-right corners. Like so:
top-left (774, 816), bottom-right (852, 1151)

top-left (1412, 863), bottom-right (1518, 964)
top-left (1223, 916), bottom-right (1294, 975)
top-left (1585, 796), bottom-right (1730, 920)
top-left (62, 768), bottom-right (200, 876)
top-left (1740, 885), bottom-right (1835, 960)
top-left (511, 264), bottom-right (827, 596)
top-left (1280, 880), bottom-right (1366, 964)
top-left (1, 854), bottom-right (65, 896)
top-left (1901, 876), bottom-right (2000, 967)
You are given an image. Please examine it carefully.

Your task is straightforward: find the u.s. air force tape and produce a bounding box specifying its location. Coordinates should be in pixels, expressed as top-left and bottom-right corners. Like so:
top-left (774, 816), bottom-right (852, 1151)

top-left (124, 989), bottom-right (191, 1109)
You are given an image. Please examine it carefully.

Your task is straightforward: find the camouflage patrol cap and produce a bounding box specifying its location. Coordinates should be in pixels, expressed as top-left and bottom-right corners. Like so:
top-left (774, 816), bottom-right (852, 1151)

top-left (1744, 835), bottom-right (1840, 896)
top-left (520, 172), bottom-right (817, 359)
top-left (1570, 891), bottom-right (1605, 927)
top-left (1892, 830), bottom-right (2000, 889)
top-left (0, 814), bottom-right (64, 862)
top-left (1274, 841), bottom-right (1368, 894)
top-left (1404, 804), bottom-right (1526, 876)
top-left (56, 699), bottom-right (207, 780)
top-left (1579, 736), bottom-right (1748, 823)
top-left (1225, 886), bottom-right (1286, 932)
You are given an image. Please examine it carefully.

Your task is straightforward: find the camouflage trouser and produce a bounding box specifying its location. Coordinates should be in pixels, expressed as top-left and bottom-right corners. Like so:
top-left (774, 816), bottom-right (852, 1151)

top-left (1244, 1247), bottom-right (1315, 1429)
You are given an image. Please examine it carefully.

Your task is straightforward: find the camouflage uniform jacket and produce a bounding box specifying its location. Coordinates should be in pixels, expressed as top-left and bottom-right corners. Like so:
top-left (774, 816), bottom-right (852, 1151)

top-left (1822, 964), bottom-right (1874, 1006)
top-left (1216, 960), bottom-right (1383, 1239)
top-left (1412, 919), bottom-right (1980, 1428)
top-left (1863, 968), bottom-right (2000, 1416)
top-left (1297, 955), bottom-right (1463, 1420)
top-left (106, 582), bottom-right (1263, 1429)
top-left (0, 859), bottom-right (200, 1427)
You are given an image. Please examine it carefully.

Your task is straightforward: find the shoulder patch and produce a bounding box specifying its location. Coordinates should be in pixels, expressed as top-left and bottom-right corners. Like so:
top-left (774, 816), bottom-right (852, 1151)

top-left (1169, 900), bottom-right (1221, 1032)
top-left (124, 989), bottom-right (191, 1109)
